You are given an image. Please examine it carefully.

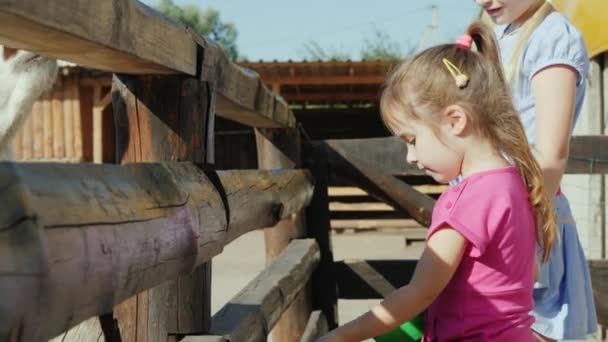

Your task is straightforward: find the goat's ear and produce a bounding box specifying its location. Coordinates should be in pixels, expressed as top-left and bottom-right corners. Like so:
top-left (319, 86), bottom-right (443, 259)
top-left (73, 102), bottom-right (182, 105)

top-left (2, 47), bottom-right (18, 60)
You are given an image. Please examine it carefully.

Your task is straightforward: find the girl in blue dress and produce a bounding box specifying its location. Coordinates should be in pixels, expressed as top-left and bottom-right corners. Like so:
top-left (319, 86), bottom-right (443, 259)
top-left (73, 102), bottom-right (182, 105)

top-left (475, 0), bottom-right (597, 340)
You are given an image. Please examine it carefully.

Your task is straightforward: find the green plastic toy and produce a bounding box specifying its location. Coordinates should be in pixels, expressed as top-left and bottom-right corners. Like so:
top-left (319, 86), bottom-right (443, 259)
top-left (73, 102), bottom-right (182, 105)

top-left (373, 313), bottom-right (424, 342)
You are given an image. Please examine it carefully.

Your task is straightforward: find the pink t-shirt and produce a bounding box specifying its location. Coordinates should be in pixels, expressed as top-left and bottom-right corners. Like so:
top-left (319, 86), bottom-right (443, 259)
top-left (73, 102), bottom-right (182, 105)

top-left (423, 166), bottom-right (536, 342)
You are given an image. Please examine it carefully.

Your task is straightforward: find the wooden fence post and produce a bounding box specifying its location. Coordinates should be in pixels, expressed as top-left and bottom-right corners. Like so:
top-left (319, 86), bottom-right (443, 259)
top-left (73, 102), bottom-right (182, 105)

top-left (255, 127), bottom-right (312, 341)
top-left (111, 74), bottom-right (215, 342)
top-left (304, 142), bottom-right (338, 329)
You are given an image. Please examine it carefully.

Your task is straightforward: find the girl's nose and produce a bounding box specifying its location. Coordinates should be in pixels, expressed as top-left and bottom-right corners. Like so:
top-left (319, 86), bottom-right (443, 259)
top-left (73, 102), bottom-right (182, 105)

top-left (475, 0), bottom-right (492, 7)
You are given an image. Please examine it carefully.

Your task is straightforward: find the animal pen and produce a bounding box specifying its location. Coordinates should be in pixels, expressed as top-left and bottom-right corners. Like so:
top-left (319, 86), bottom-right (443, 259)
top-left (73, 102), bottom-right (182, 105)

top-left (0, 1), bottom-right (607, 342)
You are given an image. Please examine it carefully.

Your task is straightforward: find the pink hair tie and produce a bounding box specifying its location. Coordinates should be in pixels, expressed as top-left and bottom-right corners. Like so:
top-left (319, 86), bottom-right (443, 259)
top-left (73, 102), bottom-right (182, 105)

top-left (455, 34), bottom-right (473, 49)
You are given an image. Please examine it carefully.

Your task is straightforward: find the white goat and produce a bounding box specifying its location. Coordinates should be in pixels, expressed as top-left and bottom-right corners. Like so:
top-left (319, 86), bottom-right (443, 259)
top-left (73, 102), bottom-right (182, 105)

top-left (0, 50), bottom-right (58, 157)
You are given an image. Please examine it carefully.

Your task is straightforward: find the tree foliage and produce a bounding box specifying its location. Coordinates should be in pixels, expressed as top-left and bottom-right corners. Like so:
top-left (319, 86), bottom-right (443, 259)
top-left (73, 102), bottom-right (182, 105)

top-left (360, 29), bottom-right (406, 61)
top-left (155, 0), bottom-right (239, 61)
top-left (299, 29), bottom-right (408, 62)
top-left (299, 41), bottom-right (351, 61)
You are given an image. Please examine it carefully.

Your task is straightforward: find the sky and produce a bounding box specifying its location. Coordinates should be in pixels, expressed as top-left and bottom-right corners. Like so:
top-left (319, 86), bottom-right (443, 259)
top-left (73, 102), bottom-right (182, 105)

top-left (140, 0), bottom-right (480, 62)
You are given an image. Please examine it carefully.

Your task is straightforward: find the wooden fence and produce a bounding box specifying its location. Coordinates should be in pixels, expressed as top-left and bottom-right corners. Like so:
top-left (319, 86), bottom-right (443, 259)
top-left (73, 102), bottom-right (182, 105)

top-left (0, 1), bottom-right (330, 341)
top-left (1, 1), bottom-right (607, 341)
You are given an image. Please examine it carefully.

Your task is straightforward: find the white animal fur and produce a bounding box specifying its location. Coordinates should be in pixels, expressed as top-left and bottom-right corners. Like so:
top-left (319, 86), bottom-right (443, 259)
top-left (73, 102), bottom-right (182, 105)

top-left (0, 50), bottom-right (58, 157)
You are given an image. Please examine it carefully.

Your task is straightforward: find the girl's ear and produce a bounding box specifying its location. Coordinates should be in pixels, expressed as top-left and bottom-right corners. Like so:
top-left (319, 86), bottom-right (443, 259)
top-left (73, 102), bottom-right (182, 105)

top-left (441, 104), bottom-right (468, 136)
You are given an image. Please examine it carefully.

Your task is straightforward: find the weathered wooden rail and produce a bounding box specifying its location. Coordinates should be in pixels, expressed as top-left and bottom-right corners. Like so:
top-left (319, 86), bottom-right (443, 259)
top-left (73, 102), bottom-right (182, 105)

top-left (0, 1), bottom-right (332, 341)
top-left (1, 161), bottom-right (314, 341)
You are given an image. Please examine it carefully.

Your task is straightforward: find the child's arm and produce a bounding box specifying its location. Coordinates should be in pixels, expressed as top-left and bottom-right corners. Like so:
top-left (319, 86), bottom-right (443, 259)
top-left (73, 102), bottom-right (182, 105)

top-left (318, 227), bottom-right (467, 342)
top-left (531, 65), bottom-right (577, 197)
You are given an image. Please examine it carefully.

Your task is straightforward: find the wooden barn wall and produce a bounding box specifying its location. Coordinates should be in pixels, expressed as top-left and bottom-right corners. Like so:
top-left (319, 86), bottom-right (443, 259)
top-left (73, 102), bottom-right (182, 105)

top-left (9, 73), bottom-right (113, 163)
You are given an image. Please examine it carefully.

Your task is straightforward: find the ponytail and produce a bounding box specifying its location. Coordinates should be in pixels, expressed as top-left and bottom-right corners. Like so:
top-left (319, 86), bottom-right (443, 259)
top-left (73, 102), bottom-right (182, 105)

top-left (466, 21), bottom-right (502, 72)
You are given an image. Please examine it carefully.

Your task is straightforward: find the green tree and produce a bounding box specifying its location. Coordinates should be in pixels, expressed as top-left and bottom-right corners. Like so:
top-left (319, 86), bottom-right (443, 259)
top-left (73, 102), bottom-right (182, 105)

top-left (299, 41), bottom-right (351, 61)
top-left (360, 29), bottom-right (406, 61)
top-left (156, 0), bottom-right (239, 61)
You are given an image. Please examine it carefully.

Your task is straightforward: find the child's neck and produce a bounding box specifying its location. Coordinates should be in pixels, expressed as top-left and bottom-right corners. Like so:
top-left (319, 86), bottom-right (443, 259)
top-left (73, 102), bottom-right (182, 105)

top-left (460, 140), bottom-right (509, 178)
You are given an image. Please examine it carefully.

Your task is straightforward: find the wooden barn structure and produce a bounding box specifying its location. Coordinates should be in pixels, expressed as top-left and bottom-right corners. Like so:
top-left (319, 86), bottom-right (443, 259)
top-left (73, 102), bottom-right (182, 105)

top-left (0, 0), bottom-right (607, 341)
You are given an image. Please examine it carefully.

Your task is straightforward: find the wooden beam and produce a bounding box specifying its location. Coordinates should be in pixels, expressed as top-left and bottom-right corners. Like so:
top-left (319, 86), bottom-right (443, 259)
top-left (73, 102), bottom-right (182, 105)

top-left (334, 260), bottom-right (417, 299)
top-left (300, 311), bottom-right (328, 342)
top-left (303, 144), bottom-right (339, 329)
top-left (0, 0), bottom-right (196, 74)
top-left (256, 127), bottom-right (311, 341)
top-left (323, 136), bottom-right (608, 176)
top-left (567, 136), bottom-right (608, 174)
top-left (319, 140), bottom-right (435, 227)
top-left (590, 259), bottom-right (608, 327)
top-left (263, 74), bottom-right (386, 86)
top-left (80, 77), bottom-right (114, 88)
top-left (280, 91), bottom-right (382, 103)
top-left (191, 33), bottom-right (296, 128)
top-left (204, 239), bottom-right (320, 342)
top-left (0, 0), bottom-right (295, 128)
top-left (92, 85), bottom-right (103, 163)
top-left (326, 137), bottom-right (422, 176)
top-left (0, 162), bottom-right (313, 341)
top-left (111, 73), bottom-right (215, 341)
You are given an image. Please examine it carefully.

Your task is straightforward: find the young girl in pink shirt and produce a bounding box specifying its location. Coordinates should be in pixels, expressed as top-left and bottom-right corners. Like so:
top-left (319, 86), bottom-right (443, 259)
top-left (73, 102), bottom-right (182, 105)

top-left (318, 20), bottom-right (556, 342)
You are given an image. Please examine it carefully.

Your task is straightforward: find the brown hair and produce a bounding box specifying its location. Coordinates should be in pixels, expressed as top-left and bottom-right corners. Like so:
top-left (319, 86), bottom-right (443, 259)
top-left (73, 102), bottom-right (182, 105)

top-left (380, 21), bottom-right (556, 262)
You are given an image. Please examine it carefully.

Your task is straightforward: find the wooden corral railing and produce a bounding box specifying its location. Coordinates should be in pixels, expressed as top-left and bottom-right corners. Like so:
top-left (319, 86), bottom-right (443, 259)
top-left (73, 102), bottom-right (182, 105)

top-left (310, 135), bottom-right (608, 328)
top-left (0, 1), bottom-right (334, 341)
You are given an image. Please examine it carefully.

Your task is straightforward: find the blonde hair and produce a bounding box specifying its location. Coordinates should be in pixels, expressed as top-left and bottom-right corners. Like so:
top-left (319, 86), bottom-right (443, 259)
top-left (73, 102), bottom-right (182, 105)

top-left (503, 1), bottom-right (555, 83)
top-left (380, 21), bottom-right (556, 262)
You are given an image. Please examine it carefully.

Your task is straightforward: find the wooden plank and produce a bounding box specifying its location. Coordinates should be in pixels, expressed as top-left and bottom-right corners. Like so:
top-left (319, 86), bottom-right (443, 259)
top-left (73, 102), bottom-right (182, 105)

top-left (0, 162), bottom-right (314, 341)
top-left (71, 77), bottom-right (83, 161)
top-left (111, 73), bottom-right (211, 342)
top-left (255, 127), bottom-right (311, 342)
top-left (330, 202), bottom-right (395, 211)
top-left (324, 136), bottom-right (608, 175)
top-left (329, 185), bottom-right (445, 197)
top-left (92, 85), bottom-right (103, 163)
top-left (0, 0), bottom-right (196, 74)
top-left (42, 90), bottom-right (52, 158)
top-left (0, 162), bottom-right (47, 340)
top-left (10, 124), bottom-right (22, 160)
top-left (63, 77), bottom-right (75, 160)
top-left (567, 136), bottom-right (608, 174)
top-left (207, 239), bottom-right (320, 342)
top-left (49, 317), bottom-right (104, 342)
top-left (330, 210), bottom-right (407, 220)
top-left (334, 260), bottom-right (417, 299)
top-left (330, 219), bottom-right (421, 230)
top-left (589, 259), bottom-right (608, 327)
top-left (303, 144), bottom-right (339, 329)
top-left (32, 99), bottom-right (43, 159)
top-left (261, 74), bottom-right (386, 86)
top-left (52, 82), bottom-right (65, 159)
top-left (280, 91), bottom-right (382, 103)
top-left (325, 137), bottom-right (422, 176)
top-left (21, 102), bottom-right (34, 159)
top-left (191, 32), bottom-right (296, 128)
top-left (321, 141), bottom-right (436, 227)
top-left (300, 310), bottom-right (328, 342)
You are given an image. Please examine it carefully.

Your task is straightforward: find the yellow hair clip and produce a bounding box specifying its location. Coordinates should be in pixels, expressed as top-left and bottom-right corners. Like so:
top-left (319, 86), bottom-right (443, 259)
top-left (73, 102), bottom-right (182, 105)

top-left (442, 58), bottom-right (469, 88)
